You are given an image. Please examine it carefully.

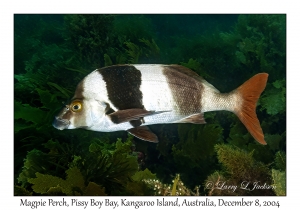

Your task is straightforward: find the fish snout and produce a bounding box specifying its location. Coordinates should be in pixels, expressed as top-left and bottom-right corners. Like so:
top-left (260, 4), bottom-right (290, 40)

top-left (52, 116), bottom-right (70, 130)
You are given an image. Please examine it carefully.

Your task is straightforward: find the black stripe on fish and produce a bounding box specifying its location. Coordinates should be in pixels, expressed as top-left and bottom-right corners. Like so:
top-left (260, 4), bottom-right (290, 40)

top-left (73, 79), bottom-right (85, 100)
top-left (163, 65), bottom-right (203, 115)
top-left (98, 65), bottom-right (144, 127)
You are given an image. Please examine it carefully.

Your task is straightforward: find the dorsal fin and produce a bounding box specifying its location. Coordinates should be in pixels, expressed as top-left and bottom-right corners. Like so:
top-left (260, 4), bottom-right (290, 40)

top-left (165, 65), bottom-right (220, 93)
top-left (165, 65), bottom-right (204, 82)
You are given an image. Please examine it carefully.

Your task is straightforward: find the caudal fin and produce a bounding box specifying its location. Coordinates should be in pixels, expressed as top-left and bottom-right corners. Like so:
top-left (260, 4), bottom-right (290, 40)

top-left (234, 73), bottom-right (268, 145)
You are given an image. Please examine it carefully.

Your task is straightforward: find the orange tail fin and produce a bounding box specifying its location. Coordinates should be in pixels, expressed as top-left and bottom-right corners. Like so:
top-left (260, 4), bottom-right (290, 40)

top-left (235, 73), bottom-right (268, 145)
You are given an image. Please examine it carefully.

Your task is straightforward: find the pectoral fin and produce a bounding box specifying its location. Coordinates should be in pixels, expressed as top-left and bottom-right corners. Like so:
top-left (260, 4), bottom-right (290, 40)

top-left (174, 113), bottom-right (206, 124)
top-left (108, 109), bottom-right (169, 124)
top-left (127, 126), bottom-right (158, 143)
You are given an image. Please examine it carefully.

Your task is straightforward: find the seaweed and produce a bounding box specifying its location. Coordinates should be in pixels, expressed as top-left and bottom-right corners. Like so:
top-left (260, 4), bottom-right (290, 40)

top-left (215, 144), bottom-right (268, 181)
top-left (234, 15), bottom-right (286, 79)
top-left (165, 124), bottom-right (223, 189)
top-left (173, 124), bottom-right (223, 168)
top-left (274, 151), bottom-right (286, 171)
top-left (271, 151), bottom-right (286, 196)
top-left (143, 174), bottom-right (199, 196)
top-left (28, 167), bottom-right (106, 196)
top-left (113, 15), bottom-right (156, 44)
top-left (14, 101), bottom-right (46, 132)
top-left (17, 149), bottom-right (51, 188)
top-left (132, 168), bottom-right (156, 182)
top-left (123, 38), bottom-right (160, 64)
top-left (204, 144), bottom-right (274, 196)
top-left (125, 168), bottom-right (157, 196)
top-left (171, 174), bottom-right (180, 196)
top-left (180, 58), bottom-right (212, 79)
top-left (80, 138), bottom-right (139, 195)
top-left (17, 137), bottom-right (91, 190)
top-left (204, 171), bottom-right (227, 196)
top-left (124, 41), bottom-right (141, 64)
top-left (14, 185), bottom-right (32, 196)
top-left (271, 169), bottom-right (286, 196)
top-left (15, 134), bottom-right (154, 196)
top-left (260, 79), bottom-right (286, 116)
top-left (64, 14), bottom-right (115, 68)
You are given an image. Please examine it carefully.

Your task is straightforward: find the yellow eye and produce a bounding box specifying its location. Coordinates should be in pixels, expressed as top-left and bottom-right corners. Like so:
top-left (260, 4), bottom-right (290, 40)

top-left (70, 100), bottom-right (82, 112)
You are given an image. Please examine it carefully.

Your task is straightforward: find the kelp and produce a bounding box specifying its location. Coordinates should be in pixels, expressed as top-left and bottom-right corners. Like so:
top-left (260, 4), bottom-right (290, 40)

top-left (165, 124), bottom-right (223, 189)
top-left (204, 171), bottom-right (227, 196)
top-left (14, 85), bottom-right (65, 133)
top-left (64, 14), bottom-right (115, 68)
top-left (271, 151), bottom-right (286, 196)
top-left (79, 138), bottom-right (139, 195)
top-left (180, 58), bottom-right (212, 79)
top-left (171, 174), bottom-right (180, 195)
top-left (17, 137), bottom-right (95, 189)
top-left (132, 168), bottom-right (156, 182)
top-left (123, 38), bottom-right (160, 64)
top-left (124, 41), bottom-right (141, 64)
top-left (14, 101), bottom-right (46, 132)
top-left (100, 38), bottom-right (160, 65)
top-left (234, 15), bottom-right (286, 79)
top-left (17, 149), bottom-right (52, 188)
top-left (14, 185), bottom-right (32, 196)
top-left (143, 174), bottom-right (199, 196)
top-left (28, 167), bottom-right (106, 196)
top-left (274, 151), bottom-right (286, 171)
top-left (174, 124), bottom-right (223, 168)
top-left (125, 168), bottom-right (157, 196)
top-left (16, 135), bottom-right (156, 196)
top-left (226, 121), bottom-right (285, 164)
top-left (271, 169), bottom-right (286, 196)
top-left (204, 144), bottom-right (274, 196)
top-left (260, 79), bottom-right (286, 116)
top-left (113, 15), bottom-right (156, 45)
top-left (215, 144), bottom-right (269, 181)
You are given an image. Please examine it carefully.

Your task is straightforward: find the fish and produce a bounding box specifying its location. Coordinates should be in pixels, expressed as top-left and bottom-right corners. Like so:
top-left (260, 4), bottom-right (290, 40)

top-left (53, 64), bottom-right (268, 144)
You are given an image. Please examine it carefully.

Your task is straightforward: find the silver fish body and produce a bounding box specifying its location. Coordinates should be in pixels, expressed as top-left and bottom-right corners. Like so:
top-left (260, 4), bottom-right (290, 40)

top-left (53, 64), bottom-right (268, 144)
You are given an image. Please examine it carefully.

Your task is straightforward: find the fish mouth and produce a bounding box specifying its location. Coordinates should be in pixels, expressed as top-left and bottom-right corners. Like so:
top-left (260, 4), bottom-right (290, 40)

top-left (52, 116), bottom-right (70, 130)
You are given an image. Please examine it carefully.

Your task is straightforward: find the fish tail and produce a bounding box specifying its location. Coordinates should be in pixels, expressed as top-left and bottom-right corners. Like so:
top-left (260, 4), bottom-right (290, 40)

top-left (234, 73), bottom-right (268, 145)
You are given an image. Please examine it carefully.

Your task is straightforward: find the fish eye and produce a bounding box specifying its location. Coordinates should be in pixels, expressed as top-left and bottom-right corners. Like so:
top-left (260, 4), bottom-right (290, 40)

top-left (70, 100), bottom-right (82, 112)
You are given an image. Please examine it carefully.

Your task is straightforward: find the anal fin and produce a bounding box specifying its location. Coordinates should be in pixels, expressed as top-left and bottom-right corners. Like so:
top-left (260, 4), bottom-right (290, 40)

top-left (127, 126), bottom-right (158, 143)
top-left (174, 113), bottom-right (206, 124)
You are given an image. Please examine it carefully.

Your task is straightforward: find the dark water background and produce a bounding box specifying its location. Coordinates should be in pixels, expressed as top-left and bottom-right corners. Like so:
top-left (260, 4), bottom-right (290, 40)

top-left (14, 14), bottom-right (286, 196)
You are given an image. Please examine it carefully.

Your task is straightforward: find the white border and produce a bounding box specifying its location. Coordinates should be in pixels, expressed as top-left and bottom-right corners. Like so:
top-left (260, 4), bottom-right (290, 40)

top-left (3, 0), bottom-right (297, 209)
